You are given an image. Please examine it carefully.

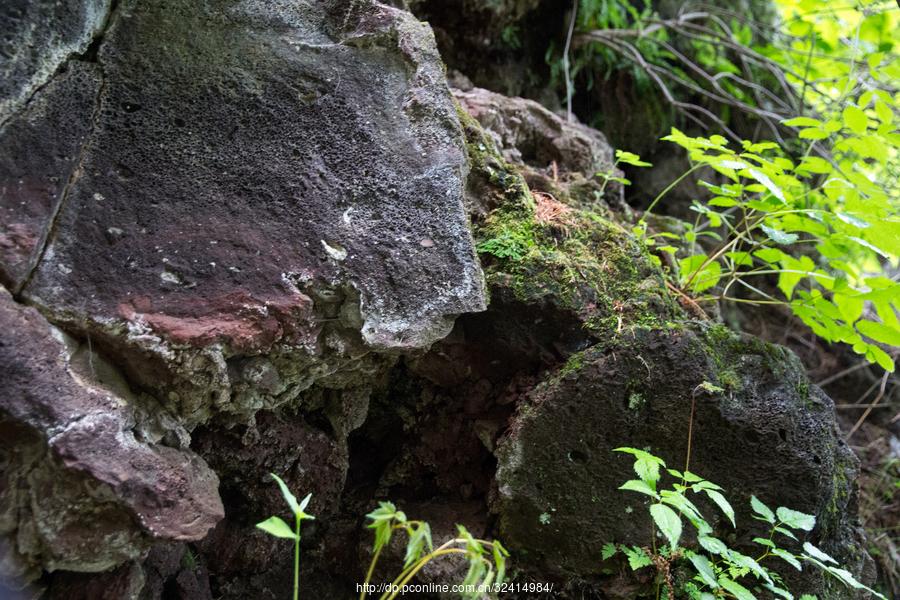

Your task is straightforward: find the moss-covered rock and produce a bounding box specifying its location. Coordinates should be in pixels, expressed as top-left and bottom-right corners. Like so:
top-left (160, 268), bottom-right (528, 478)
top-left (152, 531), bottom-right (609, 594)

top-left (493, 323), bottom-right (867, 598)
top-left (458, 95), bottom-right (680, 338)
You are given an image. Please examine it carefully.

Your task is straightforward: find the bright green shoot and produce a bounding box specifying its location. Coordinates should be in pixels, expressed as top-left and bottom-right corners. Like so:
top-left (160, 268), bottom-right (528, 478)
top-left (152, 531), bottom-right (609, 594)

top-left (361, 501), bottom-right (509, 600)
top-left (606, 448), bottom-right (887, 599)
top-left (256, 473), bottom-right (315, 600)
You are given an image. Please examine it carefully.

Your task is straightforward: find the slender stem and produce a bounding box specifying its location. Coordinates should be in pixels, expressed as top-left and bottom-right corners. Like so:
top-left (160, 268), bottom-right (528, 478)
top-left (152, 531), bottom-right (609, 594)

top-left (640, 163), bottom-right (705, 223)
top-left (360, 545), bottom-right (383, 600)
top-left (382, 549), bottom-right (469, 600)
top-left (294, 515), bottom-right (300, 600)
top-left (563, 0), bottom-right (578, 122)
top-left (684, 391), bottom-right (697, 476)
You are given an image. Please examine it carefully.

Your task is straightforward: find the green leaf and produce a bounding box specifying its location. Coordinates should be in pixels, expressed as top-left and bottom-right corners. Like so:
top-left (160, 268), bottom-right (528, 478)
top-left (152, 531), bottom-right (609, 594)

top-left (763, 583), bottom-right (794, 599)
top-left (703, 489), bottom-right (735, 527)
top-left (750, 496), bottom-right (775, 523)
top-left (270, 473), bottom-right (300, 516)
top-left (614, 447), bottom-right (665, 488)
top-left (822, 565), bottom-right (888, 599)
top-left (601, 542), bottom-right (618, 560)
top-left (834, 294), bottom-right (864, 324)
top-left (726, 550), bottom-right (772, 584)
top-left (620, 479), bottom-right (660, 499)
top-left (622, 545), bottom-right (653, 570)
top-left (719, 576), bottom-right (757, 600)
top-left (772, 548), bottom-right (802, 571)
top-left (760, 224), bottom-right (798, 245)
top-left (799, 127), bottom-right (829, 140)
top-left (857, 320), bottom-right (900, 346)
top-left (842, 105), bottom-right (868, 134)
top-left (660, 490), bottom-right (706, 529)
top-left (797, 156), bottom-right (832, 174)
top-left (615, 150), bottom-right (652, 167)
top-left (835, 212), bottom-right (870, 229)
top-left (802, 542), bottom-right (837, 564)
top-left (747, 168), bottom-right (785, 203)
top-left (404, 522), bottom-right (433, 567)
top-left (255, 516), bottom-right (298, 540)
top-left (709, 196), bottom-right (739, 207)
top-left (688, 553), bottom-right (719, 588)
top-left (366, 501), bottom-right (402, 552)
top-left (752, 537), bottom-right (775, 548)
top-left (493, 540), bottom-right (509, 585)
top-left (650, 503), bottom-right (682, 549)
top-left (457, 524), bottom-right (484, 556)
top-left (867, 345), bottom-right (895, 372)
top-left (698, 535), bottom-right (728, 555)
top-left (679, 255), bottom-right (722, 293)
top-left (776, 507), bottom-right (815, 531)
top-left (773, 526), bottom-right (798, 540)
top-left (782, 117), bottom-right (822, 127)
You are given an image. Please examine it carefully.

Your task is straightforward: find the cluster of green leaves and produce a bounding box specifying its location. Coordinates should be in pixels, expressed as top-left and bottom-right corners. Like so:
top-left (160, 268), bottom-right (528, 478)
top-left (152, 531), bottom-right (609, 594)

top-left (362, 502), bottom-right (509, 600)
top-left (627, 120), bottom-right (899, 371)
top-left (256, 474), bottom-right (316, 600)
top-left (761, 0), bottom-right (899, 123)
top-left (604, 448), bottom-right (887, 599)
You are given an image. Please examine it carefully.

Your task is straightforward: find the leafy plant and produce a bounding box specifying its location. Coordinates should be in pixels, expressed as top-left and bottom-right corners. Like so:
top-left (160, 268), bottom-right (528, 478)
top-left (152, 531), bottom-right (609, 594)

top-left (618, 115), bottom-right (899, 371)
top-left (360, 501), bottom-right (509, 600)
top-left (256, 473), bottom-right (315, 600)
top-left (605, 448), bottom-right (887, 599)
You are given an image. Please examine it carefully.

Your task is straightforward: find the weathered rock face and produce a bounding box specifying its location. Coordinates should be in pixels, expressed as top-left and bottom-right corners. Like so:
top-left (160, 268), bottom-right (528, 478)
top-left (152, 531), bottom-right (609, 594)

top-left (1, 0), bottom-right (487, 430)
top-left (0, 287), bottom-right (223, 582)
top-left (0, 0), bottom-right (486, 591)
top-left (0, 0), bottom-right (111, 125)
top-left (8, 0), bottom-right (484, 354)
top-left (493, 324), bottom-right (865, 596)
top-left (455, 87), bottom-right (612, 175)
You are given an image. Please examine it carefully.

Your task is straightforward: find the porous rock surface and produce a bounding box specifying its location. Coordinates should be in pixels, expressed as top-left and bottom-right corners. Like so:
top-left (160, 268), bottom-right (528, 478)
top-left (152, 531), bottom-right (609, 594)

top-left (493, 325), bottom-right (865, 596)
top-left (2, 0), bottom-right (485, 353)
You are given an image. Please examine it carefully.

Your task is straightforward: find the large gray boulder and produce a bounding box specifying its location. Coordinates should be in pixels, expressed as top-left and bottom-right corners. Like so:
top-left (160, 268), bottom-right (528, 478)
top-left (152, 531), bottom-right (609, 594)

top-left (3, 0), bottom-right (484, 353)
top-left (0, 0), bottom-right (486, 430)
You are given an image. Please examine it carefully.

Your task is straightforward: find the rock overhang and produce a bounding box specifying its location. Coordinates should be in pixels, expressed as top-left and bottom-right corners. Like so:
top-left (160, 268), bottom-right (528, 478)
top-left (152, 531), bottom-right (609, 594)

top-left (2, 0), bottom-right (486, 355)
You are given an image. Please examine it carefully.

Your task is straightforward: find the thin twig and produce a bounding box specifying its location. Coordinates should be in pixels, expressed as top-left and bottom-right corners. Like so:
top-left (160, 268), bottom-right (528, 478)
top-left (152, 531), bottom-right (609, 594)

top-left (816, 361), bottom-right (871, 387)
top-left (563, 0), bottom-right (578, 123)
top-left (846, 371), bottom-right (889, 440)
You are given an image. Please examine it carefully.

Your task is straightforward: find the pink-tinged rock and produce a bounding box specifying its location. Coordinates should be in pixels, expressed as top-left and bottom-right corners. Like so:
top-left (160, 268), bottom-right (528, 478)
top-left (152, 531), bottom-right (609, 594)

top-left (0, 287), bottom-right (223, 581)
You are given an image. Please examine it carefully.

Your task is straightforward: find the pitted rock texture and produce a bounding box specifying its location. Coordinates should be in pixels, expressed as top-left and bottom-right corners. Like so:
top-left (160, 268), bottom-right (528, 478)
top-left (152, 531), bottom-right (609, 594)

top-left (3, 0), bottom-right (485, 354)
top-left (0, 287), bottom-right (223, 584)
top-left (0, 62), bottom-right (101, 291)
top-left (455, 85), bottom-right (627, 215)
top-left (494, 324), bottom-right (865, 597)
top-left (0, 0), bottom-right (111, 125)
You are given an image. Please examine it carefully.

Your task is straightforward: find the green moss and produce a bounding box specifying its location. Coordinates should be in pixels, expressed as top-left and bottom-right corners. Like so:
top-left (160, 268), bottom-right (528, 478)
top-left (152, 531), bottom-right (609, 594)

top-left (558, 351), bottom-right (586, 378)
top-left (627, 391), bottom-right (646, 410)
top-left (718, 369), bottom-right (741, 390)
top-left (458, 101), bottom-right (683, 337)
